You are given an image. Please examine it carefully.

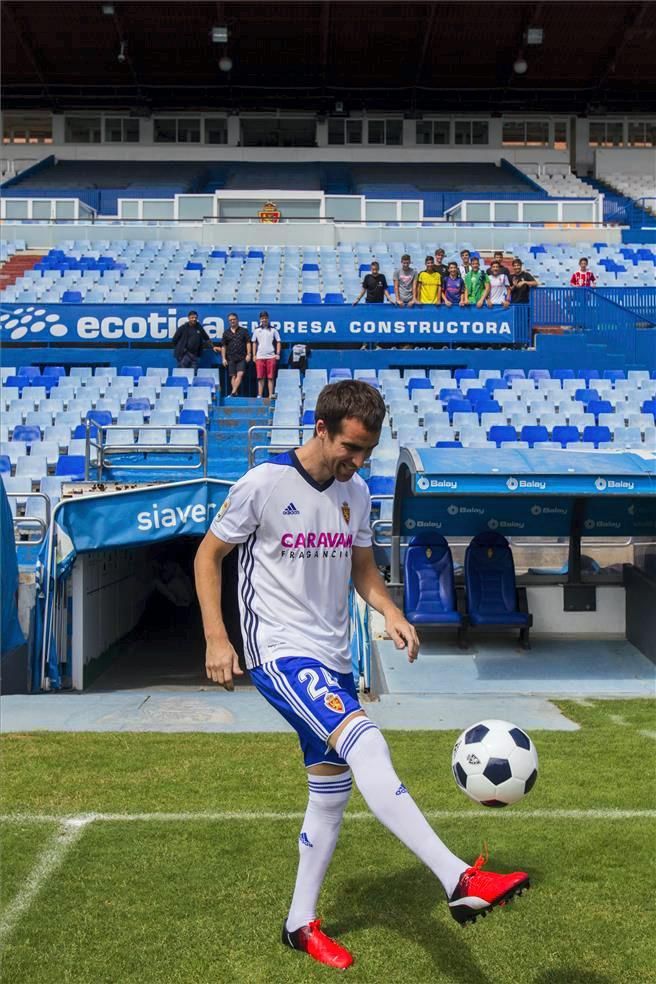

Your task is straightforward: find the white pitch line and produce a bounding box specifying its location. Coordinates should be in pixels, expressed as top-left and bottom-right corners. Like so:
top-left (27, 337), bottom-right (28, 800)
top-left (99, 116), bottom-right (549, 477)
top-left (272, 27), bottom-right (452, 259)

top-left (0, 817), bottom-right (90, 944)
top-left (0, 809), bottom-right (654, 825)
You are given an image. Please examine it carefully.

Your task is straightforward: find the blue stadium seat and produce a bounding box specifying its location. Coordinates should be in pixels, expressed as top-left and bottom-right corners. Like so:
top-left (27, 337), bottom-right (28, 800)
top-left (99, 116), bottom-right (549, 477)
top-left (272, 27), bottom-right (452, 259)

top-left (520, 425), bottom-right (549, 447)
top-left (582, 425), bottom-right (612, 447)
top-left (302, 410), bottom-right (315, 426)
top-left (0, 455), bottom-right (11, 475)
top-left (302, 292), bottom-right (322, 304)
top-left (408, 378), bottom-right (433, 397)
top-left (435, 440), bottom-right (463, 447)
top-left (210, 250), bottom-right (227, 260)
top-left (12, 425), bottom-right (41, 444)
top-left (42, 366), bottom-right (66, 379)
top-left (62, 290), bottom-right (83, 302)
top-left (17, 366), bottom-right (40, 380)
top-left (165, 376), bottom-right (189, 392)
top-left (454, 369), bottom-right (477, 385)
top-left (73, 424), bottom-right (98, 440)
top-left (55, 455), bottom-right (86, 479)
top-left (503, 369), bottom-right (526, 381)
top-left (30, 374), bottom-right (59, 393)
top-left (576, 369), bottom-right (601, 384)
top-left (439, 388), bottom-right (461, 402)
top-left (86, 410), bottom-right (113, 427)
top-left (488, 425), bottom-right (518, 447)
top-left (485, 378), bottom-right (509, 394)
top-left (302, 263), bottom-right (319, 272)
top-left (474, 400), bottom-right (501, 419)
top-left (641, 398), bottom-right (656, 418)
top-left (587, 400), bottom-right (614, 418)
top-left (446, 398), bottom-right (473, 420)
top-left (366, 475), bottom-right (395, 500)
top-left (324, 293), bottom-right (345, 304)
top-left (125, 397), bottom-right (151, 412)
top-left (528, 369), bottom-right (550, 382)
top-left (179, 409), bottom-right (206, 427)
top-left (552, 425), bottom-right (580, 447)
top-left (185, 262), bottom-right (204, 271)
top-left (120, 365), bottom-right (145, 381)
top-left (603, 370), bottom-right (626, 383)
top-left (328, 369), bottom-right (352, 381)
top-left (575, 388), bottom-right (599, 404)
top-left (464, 532), bottom-right (532, 648)
top-left (403, 533), bottom-right (464, 635)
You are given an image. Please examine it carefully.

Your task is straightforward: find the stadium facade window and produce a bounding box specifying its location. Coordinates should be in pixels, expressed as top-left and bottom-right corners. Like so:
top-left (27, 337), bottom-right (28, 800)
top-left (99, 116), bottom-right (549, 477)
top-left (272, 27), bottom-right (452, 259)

top-left (153, 117), bottom-right (200, 143)
top-left (502, 120), bottom-right (549, 147)
top-left (627, 121), bottom-right (656, 147)
top-left (204, 118), bottom-right (228, 144)
top-left (588, 121), bottom-right (624, 147)
top-left (416, 120), bottom-right (450, 145)
top-left (2, 114), bottom-right (53, 144)
top-left (554, 121), bottom-right (568, 150)
top-left (64, 116), bottom-right (102, 143)
top-left (455, 121), bottom-right (489, 145)
top-left (104, 117), bottom-right (139, 143)
top-left (367, 119), bottom-right (403, 145)
top-left (346, 120), bottom-right (363, 145)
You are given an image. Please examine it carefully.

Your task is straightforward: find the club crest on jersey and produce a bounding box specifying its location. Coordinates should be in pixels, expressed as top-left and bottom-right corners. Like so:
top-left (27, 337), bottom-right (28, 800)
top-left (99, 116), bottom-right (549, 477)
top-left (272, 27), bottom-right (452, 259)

top-left (341, 502), bottom-right (350, 525)
top-left (217, 497), bottom-right (231, 519)
top-left (324, 693), bottom-right (345, 714)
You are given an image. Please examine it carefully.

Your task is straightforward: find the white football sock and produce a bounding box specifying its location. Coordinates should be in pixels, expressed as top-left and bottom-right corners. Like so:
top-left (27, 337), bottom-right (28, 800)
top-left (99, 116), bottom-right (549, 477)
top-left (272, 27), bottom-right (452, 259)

top-left (286, 771), bottom-right (352, 933)
top-left (336, 717), bottom-right (467, 898)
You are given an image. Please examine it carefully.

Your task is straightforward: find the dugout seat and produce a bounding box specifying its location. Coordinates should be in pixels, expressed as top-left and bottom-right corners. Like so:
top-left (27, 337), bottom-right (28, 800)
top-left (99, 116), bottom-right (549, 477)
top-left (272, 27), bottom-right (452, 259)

top-left (403, 533), bottom-right (466, 645)
top-left (464, 532), bottom-right (532, 649)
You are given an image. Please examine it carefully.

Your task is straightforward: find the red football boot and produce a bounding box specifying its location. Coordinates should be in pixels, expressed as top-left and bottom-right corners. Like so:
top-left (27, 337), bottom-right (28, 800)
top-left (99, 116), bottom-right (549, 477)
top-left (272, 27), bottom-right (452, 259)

top-left (449, 853), bottom-right (530, 925)
top-left (282, 919), bottom-right (354, 970)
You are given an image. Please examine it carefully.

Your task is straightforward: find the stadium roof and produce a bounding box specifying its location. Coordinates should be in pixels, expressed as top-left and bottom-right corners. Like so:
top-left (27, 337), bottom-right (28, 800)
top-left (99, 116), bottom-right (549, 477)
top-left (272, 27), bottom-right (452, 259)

top-left (2, 1), bottom-right (656, 114)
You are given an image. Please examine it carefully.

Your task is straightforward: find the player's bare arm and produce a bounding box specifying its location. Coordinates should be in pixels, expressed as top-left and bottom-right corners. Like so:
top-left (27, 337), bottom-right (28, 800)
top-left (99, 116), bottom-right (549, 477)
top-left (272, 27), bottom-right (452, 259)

top-left (194, 531), bottom-right (243, 690)
top-left (351, 545), bottom-right (419, 662)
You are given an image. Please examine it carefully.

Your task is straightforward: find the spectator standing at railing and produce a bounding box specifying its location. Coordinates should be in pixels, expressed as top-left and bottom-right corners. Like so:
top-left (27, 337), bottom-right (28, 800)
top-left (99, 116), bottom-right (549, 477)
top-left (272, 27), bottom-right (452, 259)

top-left (221, 312), bottom-right (252, 397)
top-left (570, 256), bottom-right (597, 287)
top-left (172, 310), bottom-right (220, 369)
top-left (433, 248), bottom-right (449, 281)
top-left (486, 260), bottom-right (511, 308)
top-left (442, 262), bottom-right (467, 307)
top-left (414, 255), bottom-right (442, 306)
top-left (352, 261), bottom-right (394, 305)
top-left (509, 258), bottom-right (540, 304)
top-left (492, 250), bottom-right (513, 281)
top-left (253, 310), bottom-right (281, 399)
top-left (459, 249), bottom-right (471, 276)
top-left (464, 256), bottom-right (490, 308)
top-left (393, 255), bottom-right (417, 308)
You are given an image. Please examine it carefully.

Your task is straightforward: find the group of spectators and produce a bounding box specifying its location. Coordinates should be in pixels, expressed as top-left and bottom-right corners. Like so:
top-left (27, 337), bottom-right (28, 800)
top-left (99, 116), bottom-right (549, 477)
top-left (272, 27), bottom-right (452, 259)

top-left (354, 249), bottom-right (541, 308)
top-left (172, 252), bottom-right (598, 393)
top-left (172, 309), bottom-right (280, 397)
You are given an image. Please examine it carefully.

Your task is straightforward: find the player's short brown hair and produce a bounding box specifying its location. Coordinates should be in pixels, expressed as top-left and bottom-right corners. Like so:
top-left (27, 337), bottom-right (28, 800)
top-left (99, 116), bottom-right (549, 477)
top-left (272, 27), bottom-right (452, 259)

top-left (315, 380), bottom-right (386, 437)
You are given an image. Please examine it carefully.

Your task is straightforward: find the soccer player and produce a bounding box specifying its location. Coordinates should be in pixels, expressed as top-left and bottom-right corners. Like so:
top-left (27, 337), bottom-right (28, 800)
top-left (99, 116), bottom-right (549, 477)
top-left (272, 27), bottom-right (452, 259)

top-left (195, 381), bottom-right (530, 970)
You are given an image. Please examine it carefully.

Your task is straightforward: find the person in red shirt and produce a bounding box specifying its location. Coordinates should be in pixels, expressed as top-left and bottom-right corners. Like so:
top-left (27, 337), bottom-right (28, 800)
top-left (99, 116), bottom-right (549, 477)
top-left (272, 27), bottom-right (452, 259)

top-left (570, 257), bottom-right (597, 287)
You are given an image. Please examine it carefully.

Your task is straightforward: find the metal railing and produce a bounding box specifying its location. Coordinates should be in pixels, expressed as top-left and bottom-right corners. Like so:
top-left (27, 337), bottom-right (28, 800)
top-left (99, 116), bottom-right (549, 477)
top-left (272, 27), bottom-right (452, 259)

top-left (247, 424), bottom-right (313, 468)
top-left (7, 490), bottom-right (50, 545)
top-left (86, 423), bottom-right (208, 480)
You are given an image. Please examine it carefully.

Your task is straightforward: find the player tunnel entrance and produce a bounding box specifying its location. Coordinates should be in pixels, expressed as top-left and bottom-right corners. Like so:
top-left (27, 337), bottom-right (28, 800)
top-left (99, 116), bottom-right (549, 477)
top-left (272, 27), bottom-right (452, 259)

top-left (68, 536), bottom-right (245, 692)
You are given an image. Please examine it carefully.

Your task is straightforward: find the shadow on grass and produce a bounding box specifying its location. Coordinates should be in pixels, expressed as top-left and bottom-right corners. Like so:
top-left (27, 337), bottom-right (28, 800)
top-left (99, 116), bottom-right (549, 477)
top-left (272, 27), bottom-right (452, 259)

top-left (535, 971), bottom-right (612, 984)
top-left (330, 865), bottom-right (492, 984)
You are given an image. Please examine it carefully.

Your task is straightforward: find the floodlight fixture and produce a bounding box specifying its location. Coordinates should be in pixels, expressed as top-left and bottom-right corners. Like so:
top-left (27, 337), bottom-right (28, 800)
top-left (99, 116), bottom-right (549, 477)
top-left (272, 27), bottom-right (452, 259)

top-left (526, 27), bottom-right (544, 45)
top-left (513, 57), bottom-right (528, 74)
top-left (212, 26), bottom-right (229, 43)
top-left (101, 3), bottom-right (115, 14)
top-left (219, 56), bottom-right (233, 72)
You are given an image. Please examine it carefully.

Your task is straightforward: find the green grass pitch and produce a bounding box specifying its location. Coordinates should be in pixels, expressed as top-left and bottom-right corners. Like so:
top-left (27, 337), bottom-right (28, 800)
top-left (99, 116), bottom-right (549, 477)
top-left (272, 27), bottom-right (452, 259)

top-left (1, 699), bottom-right (655, 983)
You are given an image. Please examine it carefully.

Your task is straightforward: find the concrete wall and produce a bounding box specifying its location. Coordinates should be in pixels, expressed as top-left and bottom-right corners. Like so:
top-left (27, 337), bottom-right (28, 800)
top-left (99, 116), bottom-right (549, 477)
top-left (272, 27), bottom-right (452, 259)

top-left (595, 148), bottom-right (656, 180)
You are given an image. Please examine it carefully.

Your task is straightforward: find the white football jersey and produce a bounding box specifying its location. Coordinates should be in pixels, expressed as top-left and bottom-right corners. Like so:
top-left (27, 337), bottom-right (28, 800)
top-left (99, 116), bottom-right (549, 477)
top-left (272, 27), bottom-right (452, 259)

top-left (209, 450), bottom-right (372, 673)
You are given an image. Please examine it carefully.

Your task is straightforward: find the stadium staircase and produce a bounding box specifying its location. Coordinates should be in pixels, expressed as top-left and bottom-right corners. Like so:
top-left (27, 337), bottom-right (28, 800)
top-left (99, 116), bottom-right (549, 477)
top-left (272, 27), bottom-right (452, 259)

top-left (0, 252), bottom-right (45, 292)
top-left (207, 398), bottom-right (272, 481)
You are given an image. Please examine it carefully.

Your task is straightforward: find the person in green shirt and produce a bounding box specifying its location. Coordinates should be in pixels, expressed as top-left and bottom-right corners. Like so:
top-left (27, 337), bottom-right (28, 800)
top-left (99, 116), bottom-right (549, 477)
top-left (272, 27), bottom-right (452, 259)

top-left (464, 256), bottom-right (490, 308)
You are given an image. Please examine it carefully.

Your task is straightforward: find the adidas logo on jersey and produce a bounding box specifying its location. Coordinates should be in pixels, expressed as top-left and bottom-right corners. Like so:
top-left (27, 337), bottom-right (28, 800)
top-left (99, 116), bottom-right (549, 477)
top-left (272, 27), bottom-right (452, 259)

top-left (283, 502), bottom-right (300, 515)
top-left (299, 832), bottom-right (314, 848)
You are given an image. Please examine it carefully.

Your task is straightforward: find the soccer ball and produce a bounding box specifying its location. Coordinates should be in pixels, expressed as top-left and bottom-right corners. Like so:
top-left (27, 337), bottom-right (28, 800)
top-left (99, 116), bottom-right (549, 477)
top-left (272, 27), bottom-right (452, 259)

top-left (452, 719), bottom-right (538, 807)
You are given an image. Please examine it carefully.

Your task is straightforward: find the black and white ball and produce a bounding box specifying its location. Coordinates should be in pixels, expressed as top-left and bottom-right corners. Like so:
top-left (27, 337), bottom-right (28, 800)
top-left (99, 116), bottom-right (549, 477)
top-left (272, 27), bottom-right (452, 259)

top-left (452, 719), bottom-right (538, 807)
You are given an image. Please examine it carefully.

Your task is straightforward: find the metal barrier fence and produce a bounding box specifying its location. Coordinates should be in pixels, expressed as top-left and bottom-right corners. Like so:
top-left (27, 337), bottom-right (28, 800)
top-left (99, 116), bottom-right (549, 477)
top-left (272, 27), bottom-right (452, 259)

top-left (530, 287), bottom-right (656, 363)
top-left (597, 287), bottom-right (656, 320)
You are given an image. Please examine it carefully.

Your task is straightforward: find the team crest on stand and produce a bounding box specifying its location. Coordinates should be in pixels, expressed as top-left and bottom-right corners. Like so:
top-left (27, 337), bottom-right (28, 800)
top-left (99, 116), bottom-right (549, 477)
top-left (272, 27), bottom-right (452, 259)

top-left (324, 693), bottom-right (345, 714)
top-left (341, 502), bottom-right (350, 524)
top-left (258, 201), bottom-right (281, 223)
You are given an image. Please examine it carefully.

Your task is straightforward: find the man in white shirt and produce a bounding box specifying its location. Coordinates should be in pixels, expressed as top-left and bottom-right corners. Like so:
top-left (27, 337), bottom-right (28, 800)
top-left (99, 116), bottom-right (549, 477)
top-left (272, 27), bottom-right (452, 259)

top-left (195, 380), bottom-right (531, 969)
top-left (486, 260), bottom-right (511, 308)
top-left (252, 310), bottom-right (282, 398)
